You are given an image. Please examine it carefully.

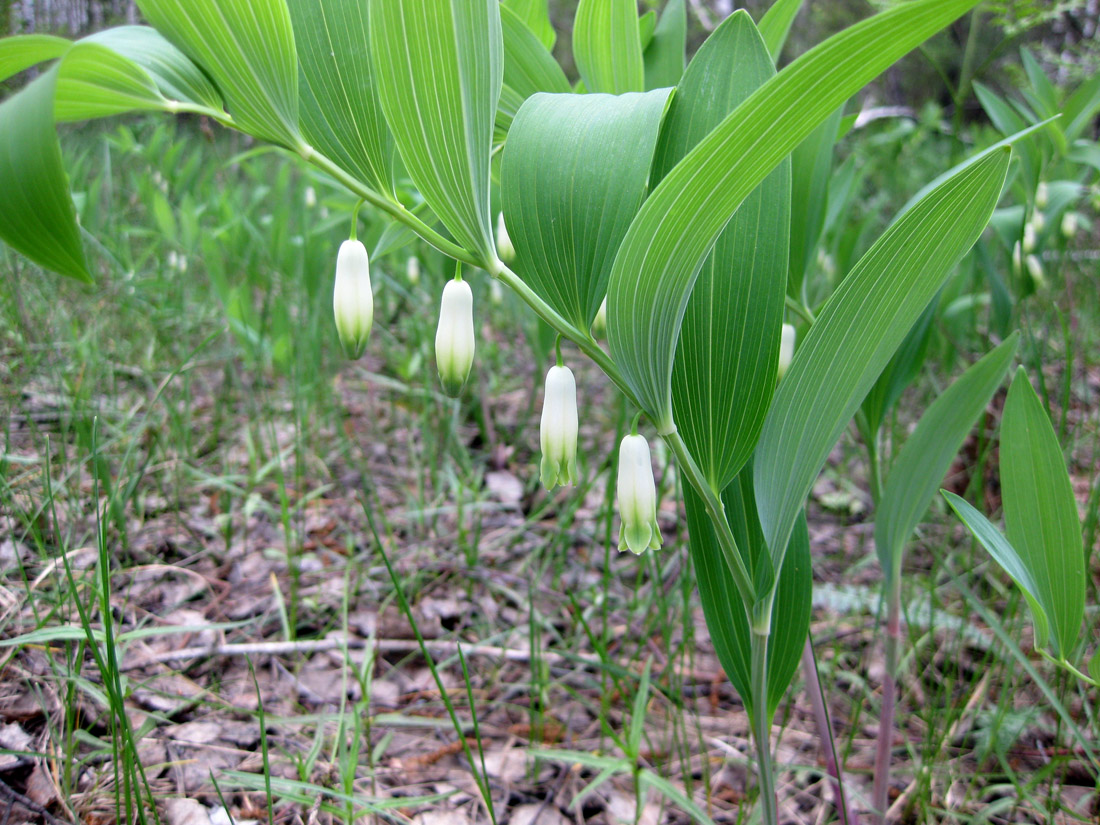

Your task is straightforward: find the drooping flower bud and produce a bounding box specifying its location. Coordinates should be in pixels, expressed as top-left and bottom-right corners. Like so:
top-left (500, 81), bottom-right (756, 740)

top-left (333, 239), bottom-right (374, 359)
top-left (591, 297), bottom-right (608, 339)
top-left (1023, 221), bottom-right (1037, 253)
top-left (406, 255), bottom-right (420, 285)
top-left (305, 186), bottom-right (317, 208)
top-left (1061, 211), bottom-right (1078, 239)
top-left (496, 212), bottom-right (515, 263)
top-left (1035, 181), bottom-right (1049, 209)
top-left (1025, 254), bottom-right (1044, 289)
top-left (1032, 210), bottom-right (1045, 232)
top-left (1012, 240), bottom-right (1023, 277)
top-left (616, 434), bottom-right (662, 555)
top-left (435, 278), bottom-right (475, 396)
top-left (540, 365), bottom-right (579, 489)
top-left (489, 279), bottom-right (504, 306)
top-left (778, 323), bottom-right (796, 380)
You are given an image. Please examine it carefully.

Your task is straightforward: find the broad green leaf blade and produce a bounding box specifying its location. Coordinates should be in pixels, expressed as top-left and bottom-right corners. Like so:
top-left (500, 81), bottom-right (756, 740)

top-left (758, 0), bottom-right (805, 62)
top-left (1020, 48), bottom-right (1057, 118)
top-left (973, 80), bottom-right (1039, 193)
top-left (0, 67), bottom-right (89, 282)
top-left (1064, 71), bottom-right (1100, 143)
top-left (638, 11), bottom-right (657, 52)
top-left (501, 5), bottom-right (570, 100)
top-left (80, 26), bottom-right (223, 113)
top-left (860, 295), bottom-right (938, 436)
top-left (943, 491), bottom-right (1051, 649)
top-left (504, 0), bottom-right (555, 51)
top-left (573, 0), bottom-right (643, 94)
top-left (288, 0), bottom-right (394, 197)
top-left (370, 0), bottom-right (502, 263)
top-left (876, 333), bottom-right (1020, 580)
top-left (0, 33), bottom-right (70, 82)
top-left (754, 148), bottom-right (1010, 571)
top-left (501, 89), bottom-right (672, 330)
top-left (607, 0), bottom-right (982, 431)
top-left (898, 120), bottom-right (1054, 222)
top-left (685, 469), bottom-right (811, 718)
top-left (655, 11), bottom-right (789, 491)
top-left (1001, 368), bottom-right (1086, 658)
top-left (643, 0), bottom-right (685, 91)
top-left (788, 106), bottom-right (841, 298)
top-left (135, 0), bottom-right (300, 146)
top-left (54, 41), bottom-right (170, 122)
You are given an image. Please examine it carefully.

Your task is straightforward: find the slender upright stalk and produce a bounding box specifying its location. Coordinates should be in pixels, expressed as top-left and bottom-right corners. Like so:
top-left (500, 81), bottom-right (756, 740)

top-left (873, 573), bottom-right (903, 823)
top-left (751, 628), bottom-right (778, 825)
top-left (801, 640), bottom-right (860, 825)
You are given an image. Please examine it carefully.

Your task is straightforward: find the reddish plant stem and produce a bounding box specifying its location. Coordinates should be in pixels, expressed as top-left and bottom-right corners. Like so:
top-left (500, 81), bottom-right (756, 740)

top-left (801, 639), bottom-right (861, 825)
top-left (873, 574), bottom-right (903, 823)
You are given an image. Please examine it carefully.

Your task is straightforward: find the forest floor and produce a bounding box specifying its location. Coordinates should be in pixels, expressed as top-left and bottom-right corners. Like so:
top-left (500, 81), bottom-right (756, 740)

top-left (3, 306), bottom-right (1098, 825)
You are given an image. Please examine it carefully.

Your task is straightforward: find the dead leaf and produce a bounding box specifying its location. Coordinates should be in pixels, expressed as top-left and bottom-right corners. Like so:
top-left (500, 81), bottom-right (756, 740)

top-left (24, 763), bottom-right (58, 808)
top-left (486, 471), bottom-right (523, 505)
top-left (509, 804), bottom-right (570, 825)
top-left (164, 798), bottom-right (213, 825)
top-left (481, 745), bottom-right (527, 783)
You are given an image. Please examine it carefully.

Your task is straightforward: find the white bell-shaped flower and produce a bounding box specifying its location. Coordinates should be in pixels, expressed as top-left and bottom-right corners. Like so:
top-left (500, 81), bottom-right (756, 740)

top-left (1036, 181), bottom-right (1049, 209)
top-left (1025, 254), bottom-right (1044, 288)
top-left (778, 323), bottom-right (796, 380)
top-left (406, 255), bottom-right (420, 285)
top-left (333, 239), bottom-right (373, 360)
top-left (435, 278), bottom-right (475, 396)
top-left (1023, 221), bottom-right (1037, 253)
top-left (540, 365), bottom-right (578, 489)
top-left (1061, 212), bottom-right (1078, 239)
top-left (496, 212), bottom-right (515, 263)
top-left (616, 434), bottom-right (662, 555)
top-left (591, 296), bottom-right (608, 339)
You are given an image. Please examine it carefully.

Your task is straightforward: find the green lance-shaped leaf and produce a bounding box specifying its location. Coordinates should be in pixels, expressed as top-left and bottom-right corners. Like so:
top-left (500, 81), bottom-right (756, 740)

top-left (0, 34), bottom-right (70, 82)
top-left (788, 106), bottom-right (841, 299)
top-left (685, 466), bottom-right (811, 719)
top-left (504, 0), bottom-right (555, 52)
top-left (1064, 69), bottom-right (1100, 144)
top-left (501, 6), bottom-right (570, 100)
top-left (643, 0), bottom-right (685, 91)
top-left (53, 41), bottom-right (171, 122)
top-left (288, 0), bottom-right (394, 197)
top-left (754, 148), bottom-right (1010, 573)
top-left (0, 66), bottom-right (89, 282)
top-left (943, 492), bottom-right (1051, 651)
top-left (653, 11), bottom-right (789, 491)
top-left (573, 0), bottom-right (644, 94)
top-left (758, 0), bottom-right (805, 62)
top-left (876, 333), bottom-right (1019, 581)
top-left (606, 0), bottom-right (982, 433)
top-left (498, 4), bottom-right (570, 134)
top-left (370, 0), bottom-right (502, 264)
top-left (135, 0), bottom-right (300, 147)
top-left (1000, 368), bottom-right (1086, 658)
top-left (501, 89), bottom-right (672, 331)
top-left (860, 296), bottom-right (938, 439)
top-left (78, 26), bottom-right (224, 114)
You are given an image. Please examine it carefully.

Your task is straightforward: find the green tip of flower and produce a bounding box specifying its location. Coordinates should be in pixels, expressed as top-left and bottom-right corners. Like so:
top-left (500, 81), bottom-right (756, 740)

top-left (541, 455), bottom-right (577, 490)
top-left (620, 521), bottom-right (659, 555)
top-left (342, 339), bottom-right (367, 360)
top-left (438, 373), bottom-right (468, 398)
